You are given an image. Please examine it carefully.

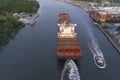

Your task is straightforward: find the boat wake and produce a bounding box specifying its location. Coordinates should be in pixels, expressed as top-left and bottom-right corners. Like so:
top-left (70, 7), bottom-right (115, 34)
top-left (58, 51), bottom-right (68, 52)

top-left (85, 23), bottom-right (106, 68)
top-left (88, 41), bottom-right (106, 68)
top-left (61, 60), bottom-right (81, 80)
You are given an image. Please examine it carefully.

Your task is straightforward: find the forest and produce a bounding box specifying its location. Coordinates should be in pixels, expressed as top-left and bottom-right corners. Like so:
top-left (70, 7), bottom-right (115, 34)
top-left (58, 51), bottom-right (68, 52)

top-left (0, 0), bottom-right (39, 13)
top-left (0, 0), bottom-right (39, 50)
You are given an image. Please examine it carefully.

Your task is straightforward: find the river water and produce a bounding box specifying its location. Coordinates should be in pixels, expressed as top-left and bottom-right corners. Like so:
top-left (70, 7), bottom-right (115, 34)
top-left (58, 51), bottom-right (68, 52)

top-left (0, 0), bottom-right (120, 80)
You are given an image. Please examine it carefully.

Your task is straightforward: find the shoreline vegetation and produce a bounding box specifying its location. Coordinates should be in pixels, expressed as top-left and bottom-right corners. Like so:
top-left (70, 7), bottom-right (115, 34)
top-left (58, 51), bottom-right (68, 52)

top-left (0, 0), bottom-right (39, 50)
top-left (68, 0), bottom-right (120, 3)
top-left (63, 0), bottom-right (120, 52)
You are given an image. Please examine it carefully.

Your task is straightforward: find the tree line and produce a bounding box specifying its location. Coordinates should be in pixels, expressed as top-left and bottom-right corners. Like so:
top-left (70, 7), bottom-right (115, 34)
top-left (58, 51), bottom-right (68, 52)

top-left (0, 0), bottom-right (39, 50)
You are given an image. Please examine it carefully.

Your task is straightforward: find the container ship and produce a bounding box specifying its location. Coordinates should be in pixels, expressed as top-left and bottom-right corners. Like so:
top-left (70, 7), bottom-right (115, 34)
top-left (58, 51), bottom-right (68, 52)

top-left (57, 13), bottom-right (82, 60)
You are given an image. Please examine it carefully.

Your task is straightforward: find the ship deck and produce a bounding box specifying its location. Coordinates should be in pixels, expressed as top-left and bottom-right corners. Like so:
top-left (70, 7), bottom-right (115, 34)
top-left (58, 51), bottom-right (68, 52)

top-left (57, 13), bottom-right (82, 60)
top-left (57, 38), bottom-right (82, 60)
top-left (58, 13), bottom-right (71, 24)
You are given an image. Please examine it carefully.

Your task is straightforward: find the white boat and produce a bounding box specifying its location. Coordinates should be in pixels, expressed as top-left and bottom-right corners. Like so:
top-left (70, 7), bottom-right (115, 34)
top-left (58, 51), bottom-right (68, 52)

top-left (18, 17), bottom-right (30, 24)
top-left (94, 55), bottom-right (106, 69)
top-left (18, 13), bottom-right (39, 25)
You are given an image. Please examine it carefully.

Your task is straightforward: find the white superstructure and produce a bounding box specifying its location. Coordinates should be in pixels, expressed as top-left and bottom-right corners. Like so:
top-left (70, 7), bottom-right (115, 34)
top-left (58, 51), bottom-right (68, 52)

top-left (58, 22), bottom-right (77, 38)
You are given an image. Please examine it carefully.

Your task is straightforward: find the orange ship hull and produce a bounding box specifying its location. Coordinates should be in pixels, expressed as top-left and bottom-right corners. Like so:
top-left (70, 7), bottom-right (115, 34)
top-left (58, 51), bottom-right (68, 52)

top-left (57, 13), bottom-right (82, 60)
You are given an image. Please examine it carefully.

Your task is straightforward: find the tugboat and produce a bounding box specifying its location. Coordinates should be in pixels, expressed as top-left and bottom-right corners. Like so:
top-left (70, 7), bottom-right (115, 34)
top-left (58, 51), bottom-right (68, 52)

top-left (94, 55), bottom-right (106, 68)
top-left (88, 41), bottom-right (106, 69)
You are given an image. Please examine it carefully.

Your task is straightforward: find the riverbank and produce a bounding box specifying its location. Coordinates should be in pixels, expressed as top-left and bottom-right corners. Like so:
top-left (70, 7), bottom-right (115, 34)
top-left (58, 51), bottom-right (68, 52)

top-left (63, 0), bottom-right (82, 7)
top-left (89, 15), bottom-right (120, 53)
top-left (0, 0), bottom-right (40, 50)
top-left (96, 23), bottom-right (120, 53)
top-left (63, 0), bottom-right (92, 13)
top-left (63, 0), bottom-right (120, 53)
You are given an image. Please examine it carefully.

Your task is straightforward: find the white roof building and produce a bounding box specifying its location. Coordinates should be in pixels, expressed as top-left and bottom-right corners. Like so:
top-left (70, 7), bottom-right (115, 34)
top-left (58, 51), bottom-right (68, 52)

top-left (99, 7), bottom-right (120, 15)
top-left (95, 9), bottom-right (107, 15)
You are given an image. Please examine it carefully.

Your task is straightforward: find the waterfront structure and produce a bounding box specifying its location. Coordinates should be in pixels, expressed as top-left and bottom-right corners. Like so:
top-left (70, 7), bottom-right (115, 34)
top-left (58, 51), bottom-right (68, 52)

top-left (101, 1), bottom-right (110, 7)
top-left (91, 9), bottom-right (112, 22)
top-left (18, 13), bottom-right (39, 25)
top-left (102, 7), bottom-right (120, 17)
top-left (57, 13), bottom-right (82, 60)
top-left (89, 5), bottom-right (120, 22)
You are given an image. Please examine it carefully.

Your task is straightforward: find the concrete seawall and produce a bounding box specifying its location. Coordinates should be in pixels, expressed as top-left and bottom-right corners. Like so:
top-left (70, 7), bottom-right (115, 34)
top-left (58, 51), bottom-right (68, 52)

top-left (89, 15), bottom-right (120, 53)
top-left (96, 23), bottom-right (120, 53)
